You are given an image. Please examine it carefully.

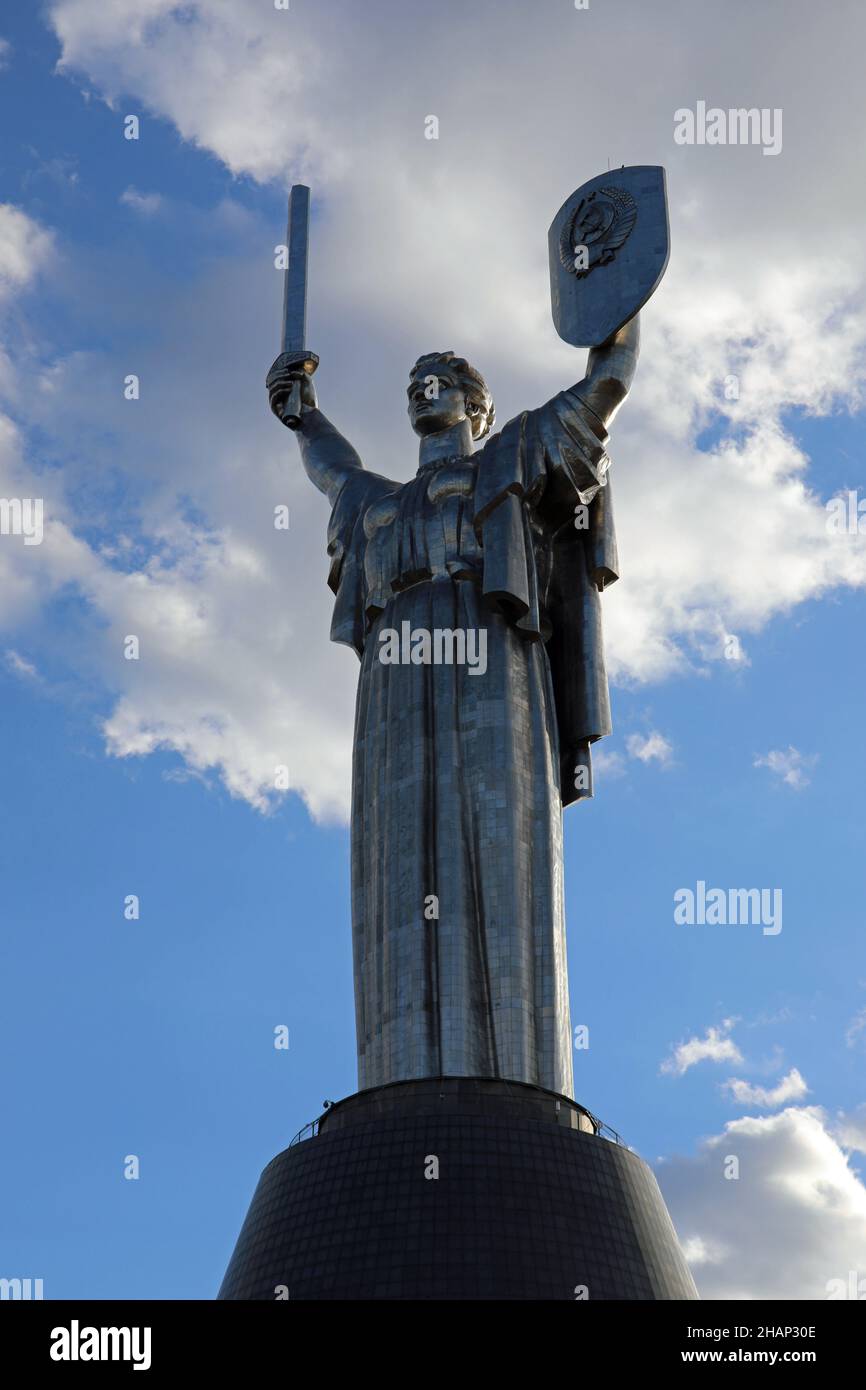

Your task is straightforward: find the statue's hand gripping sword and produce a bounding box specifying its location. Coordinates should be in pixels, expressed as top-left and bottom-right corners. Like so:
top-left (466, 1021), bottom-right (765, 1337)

top-left (267, 183), bottom-right (318, 430)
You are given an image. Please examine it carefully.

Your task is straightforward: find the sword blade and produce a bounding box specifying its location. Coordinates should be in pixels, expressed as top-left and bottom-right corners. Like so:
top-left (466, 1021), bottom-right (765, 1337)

top-left (281, 184), bottom-right (310, 354)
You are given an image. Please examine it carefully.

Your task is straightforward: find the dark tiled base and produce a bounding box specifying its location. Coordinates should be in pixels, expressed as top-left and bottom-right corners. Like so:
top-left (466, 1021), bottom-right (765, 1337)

top-left (218, 1078), bottom-right (698, 1300)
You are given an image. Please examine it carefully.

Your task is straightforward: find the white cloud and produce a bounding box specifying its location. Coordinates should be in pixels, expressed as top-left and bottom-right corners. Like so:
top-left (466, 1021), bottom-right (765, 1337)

top-left (0, 194), bottom-right (355, 821)
top-left (754, 746), bottom-right (817, 790)
top-left (0, 38), bottom-right (11, 71)
top-left (50, 0), bottom-right (326, 184)
top-left (11, 0), bottom-right (865, 813)
top-left (5, 648), bottom-right (40, 680)
top-left (626, 730), bottom-right (673, 766)
top-left (120, 186), bottom-right (162, 215)
top-left (660, 1106), bottom-right (866, 1299)
top-left (92, 528), bottom-right (354, 820)
top-left (835, 1104), bottom-right (866, 1154)
top-left (661, 1021), bottom-right (743, 1076)
top-left (680, 1234), bottom-right (727, 1268)
top-left (0, 204), bottom-right (54, 300)
top-left (722, 1068), bottom-right (809, 1109)
top-left (845, 1008), bottom-right (866, 1050)
top-left (590, 745), bottom-right (626, 780)
top-left (0, 211), bottom-right (98, 656)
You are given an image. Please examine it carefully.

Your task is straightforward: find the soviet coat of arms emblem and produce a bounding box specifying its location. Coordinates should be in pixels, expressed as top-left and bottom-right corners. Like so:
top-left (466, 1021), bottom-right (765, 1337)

top-left (559, 185), bottom-right (639, 279)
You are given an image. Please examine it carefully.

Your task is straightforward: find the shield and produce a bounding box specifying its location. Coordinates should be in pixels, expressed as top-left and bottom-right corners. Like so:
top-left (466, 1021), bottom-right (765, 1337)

top-left (548, 165), bottom-right (670, 348)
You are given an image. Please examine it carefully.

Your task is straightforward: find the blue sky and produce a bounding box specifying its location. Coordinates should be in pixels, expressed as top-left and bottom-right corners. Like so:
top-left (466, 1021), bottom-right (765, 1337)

top-left (1, 1), bottom-right (865, 1300)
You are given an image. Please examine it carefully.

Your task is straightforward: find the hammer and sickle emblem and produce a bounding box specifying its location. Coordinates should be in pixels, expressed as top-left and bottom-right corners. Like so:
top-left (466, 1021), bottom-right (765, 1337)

top-left (560, 185), bottom-right (638, 279)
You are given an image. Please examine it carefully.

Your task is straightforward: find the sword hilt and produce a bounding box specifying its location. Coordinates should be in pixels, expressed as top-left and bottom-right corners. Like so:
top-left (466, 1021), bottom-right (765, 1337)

top-left (267, 350), bottom-right (319, 430)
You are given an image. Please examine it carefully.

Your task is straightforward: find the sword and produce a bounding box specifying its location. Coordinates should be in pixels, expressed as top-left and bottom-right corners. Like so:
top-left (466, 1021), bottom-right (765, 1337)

top-left (277, 184), bottom-right (318, 430)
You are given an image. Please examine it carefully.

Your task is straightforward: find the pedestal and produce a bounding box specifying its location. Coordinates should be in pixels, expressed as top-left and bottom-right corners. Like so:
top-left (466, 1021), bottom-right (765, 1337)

top-left (218, 1077), bottom-right (698, 1300)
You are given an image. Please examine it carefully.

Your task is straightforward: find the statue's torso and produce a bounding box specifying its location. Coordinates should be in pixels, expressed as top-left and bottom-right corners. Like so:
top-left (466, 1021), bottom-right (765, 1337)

top-left (362, 457), bottom-right (485, 618)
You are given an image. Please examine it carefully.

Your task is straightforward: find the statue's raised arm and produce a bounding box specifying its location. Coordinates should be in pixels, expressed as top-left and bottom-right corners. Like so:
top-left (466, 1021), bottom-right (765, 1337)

top-left (576, 312), bottom-right (640, 428)
top-left (267, 351), bottom-right (366, 506)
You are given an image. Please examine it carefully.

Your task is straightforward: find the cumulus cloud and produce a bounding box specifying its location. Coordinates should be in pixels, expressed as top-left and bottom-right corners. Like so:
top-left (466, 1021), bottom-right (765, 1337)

top-left (51, 0), bottom-right (325, 184)
top-left (0, 203), bottom-right (54, 300)
top-left (626, 730), bottom-right (674, 766)
top-left (680, 1234), bottom-right (727, 1268)
top-left (722, 1068), bottom-right (809, 1109)
top-left (0, 208), bottom-right (97, 651)
top-left (4, 648), bottom-right (40, 680)
top-left (845, 1008), bottom-right (866, 1051)
top-left (754, 746), bottom-right (818, 790)
top-left (93, 527), bottom-right (355, 819)
top-left (661, 1020), bottom-right (743, 1076)
top-left (659, 1106), bottom-right (866, 1299)
top-left (835, 1104), bottom-right (866, 1154)
top-left (0, 195), bottom-right (356, 821)
top-left (119, 186), bottom-right (162, 215)
top-left (589, 745), bottom-right (626, 780)
top-left (2, 0), bottom-right (859, 814)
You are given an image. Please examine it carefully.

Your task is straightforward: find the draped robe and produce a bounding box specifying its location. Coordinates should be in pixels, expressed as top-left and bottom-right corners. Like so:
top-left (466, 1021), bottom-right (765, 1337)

top-left (302, 384), bottom-right (618, 1099)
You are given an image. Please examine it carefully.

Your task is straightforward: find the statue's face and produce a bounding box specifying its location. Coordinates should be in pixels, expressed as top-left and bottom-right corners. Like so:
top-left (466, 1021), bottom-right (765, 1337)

top-left (407, 362), bottom-right (469, 437)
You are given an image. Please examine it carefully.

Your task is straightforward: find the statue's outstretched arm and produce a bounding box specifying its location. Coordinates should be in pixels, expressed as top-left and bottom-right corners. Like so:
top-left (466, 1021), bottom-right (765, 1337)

top-left (296, 409), bottom-right (365, 505)
top-left (574, 313), bottom-right (640, 429)
top-left (266, 353), bottom-right (364, 505)
top-left (474, 313), bottom-right (640, 538)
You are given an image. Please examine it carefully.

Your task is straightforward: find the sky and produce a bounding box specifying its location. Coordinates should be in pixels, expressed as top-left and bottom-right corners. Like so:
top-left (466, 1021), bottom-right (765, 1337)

top-left (0, 0), bottom-right (865, 1301)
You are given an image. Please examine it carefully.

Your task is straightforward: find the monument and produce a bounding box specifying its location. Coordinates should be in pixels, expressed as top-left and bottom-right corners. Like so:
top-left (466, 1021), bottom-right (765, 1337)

top-left (218, 169), bottom-right (698, 1300)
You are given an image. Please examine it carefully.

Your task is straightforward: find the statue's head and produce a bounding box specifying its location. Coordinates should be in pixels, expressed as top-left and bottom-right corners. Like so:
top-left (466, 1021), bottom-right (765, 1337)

top-left (407, 351), bottom-right (495, 442)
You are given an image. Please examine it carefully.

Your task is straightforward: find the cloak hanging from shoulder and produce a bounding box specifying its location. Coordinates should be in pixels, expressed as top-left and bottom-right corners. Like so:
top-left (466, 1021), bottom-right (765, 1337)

top-left (472, 384), bottom-right (618, 807)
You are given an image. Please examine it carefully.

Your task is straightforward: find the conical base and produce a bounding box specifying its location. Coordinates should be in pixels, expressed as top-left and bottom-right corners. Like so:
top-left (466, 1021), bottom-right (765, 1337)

top-left (218, 1077), bottom-right (698, 1301)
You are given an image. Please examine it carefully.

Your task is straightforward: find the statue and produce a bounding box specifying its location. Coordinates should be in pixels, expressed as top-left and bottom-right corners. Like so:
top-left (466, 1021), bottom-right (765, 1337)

top-left (266, 169), bottom-right (669, 1100)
